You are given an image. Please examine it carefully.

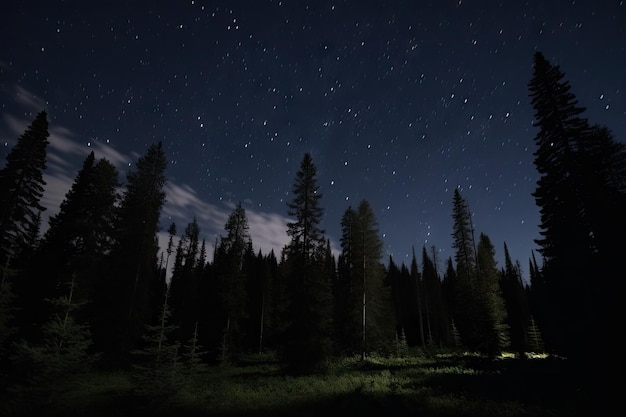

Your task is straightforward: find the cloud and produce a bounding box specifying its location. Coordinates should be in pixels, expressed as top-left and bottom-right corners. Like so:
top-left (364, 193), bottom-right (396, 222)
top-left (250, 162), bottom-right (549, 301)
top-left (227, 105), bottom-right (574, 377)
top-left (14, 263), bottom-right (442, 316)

top-left (162, 182), bottom-right (292, 259)
top-left (14, 85), bottom-right (47, 112)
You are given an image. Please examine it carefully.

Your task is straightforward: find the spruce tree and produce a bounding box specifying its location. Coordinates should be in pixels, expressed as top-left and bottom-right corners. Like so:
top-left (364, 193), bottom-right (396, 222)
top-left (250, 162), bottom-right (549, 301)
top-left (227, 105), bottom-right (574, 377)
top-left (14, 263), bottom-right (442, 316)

top-left (281, 153), bottom-right (332, 373)
top-left (449, 188), bottom-right (478, 349)
top-left (95, 141), bottom-right (167, 368)
top-left (421, 246), bottom-right (447, 348)
top-left (169, 218), bottom-right (202, 342)
top-left (335, 206), bottom-right (360, 355)
top-left (212, 203), bottom-right (252, 363)
top-left (500, 242), bottom-right (530, 356)
top-left (24, 152), bottom-right (119, 339)
top-left (529, 52), bottom-right (626, 363)
top-left (475, 233), bottom-right (509, 355)
top-left (0, 110), bottom-right (49, 268)
top-left (131, 286), bottom-right (183, 401)
top-left (529, 53), bottom-right (626, 405)
top-left (8, 277), bottom-right (95, 413)
top-left (353, 199), bottom-right (395, 358)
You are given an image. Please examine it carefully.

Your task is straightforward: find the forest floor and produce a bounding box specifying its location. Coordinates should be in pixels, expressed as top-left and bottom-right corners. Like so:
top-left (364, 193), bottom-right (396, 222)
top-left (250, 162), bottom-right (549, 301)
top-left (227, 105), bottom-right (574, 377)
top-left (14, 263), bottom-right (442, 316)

top-left (7, 352), bottom-right (602, 417)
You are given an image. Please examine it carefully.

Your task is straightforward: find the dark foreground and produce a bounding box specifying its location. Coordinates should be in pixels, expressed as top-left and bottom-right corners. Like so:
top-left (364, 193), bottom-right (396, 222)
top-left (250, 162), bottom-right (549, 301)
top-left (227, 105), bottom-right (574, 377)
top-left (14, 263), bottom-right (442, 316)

top-left (3, 353), bottom-right (609, 417)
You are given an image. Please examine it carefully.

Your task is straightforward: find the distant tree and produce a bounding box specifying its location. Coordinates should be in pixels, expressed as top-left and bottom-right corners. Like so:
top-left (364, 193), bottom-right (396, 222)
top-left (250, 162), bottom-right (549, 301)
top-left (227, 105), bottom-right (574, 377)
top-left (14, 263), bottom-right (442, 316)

top-left (500, 242), bottom-right (530, 356)
top-left (335, 206), bottom-right (360, 355)
top-left (421, 246), bottom-right (447, 348)
top-left (213, 202), bottom-right (252, 363)
top-left (0, 110), bottom-right (49, 269)
top-left (169, 218), bottom-right (203, 342)
top-left (280, 153), bottom-right (332, 373)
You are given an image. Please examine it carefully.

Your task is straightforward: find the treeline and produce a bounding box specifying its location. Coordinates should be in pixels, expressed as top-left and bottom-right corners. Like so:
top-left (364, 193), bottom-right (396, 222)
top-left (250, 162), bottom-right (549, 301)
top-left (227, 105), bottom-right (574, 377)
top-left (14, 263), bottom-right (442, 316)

top-left (0, 51), bottom-right (624, 405)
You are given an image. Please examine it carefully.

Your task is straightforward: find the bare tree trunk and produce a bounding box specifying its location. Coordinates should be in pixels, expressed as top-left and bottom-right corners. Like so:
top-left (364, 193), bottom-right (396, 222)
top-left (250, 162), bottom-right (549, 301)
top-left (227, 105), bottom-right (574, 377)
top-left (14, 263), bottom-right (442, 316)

top-left (258, 293), bottom-right (264, 354)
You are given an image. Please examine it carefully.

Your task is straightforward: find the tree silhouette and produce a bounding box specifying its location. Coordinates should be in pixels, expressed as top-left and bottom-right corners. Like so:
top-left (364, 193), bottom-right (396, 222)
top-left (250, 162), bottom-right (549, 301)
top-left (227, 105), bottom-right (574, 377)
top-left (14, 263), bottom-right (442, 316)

top-left (280, 153), bottom-right (332, 374)
top-left (0, 111), bottom-right (49, 269)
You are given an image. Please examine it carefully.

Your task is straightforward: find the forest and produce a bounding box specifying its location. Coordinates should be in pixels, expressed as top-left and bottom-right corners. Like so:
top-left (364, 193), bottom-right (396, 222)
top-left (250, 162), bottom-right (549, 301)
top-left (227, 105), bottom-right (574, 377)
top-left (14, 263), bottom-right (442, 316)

top-left (0, 52), bottom-right (624, 416)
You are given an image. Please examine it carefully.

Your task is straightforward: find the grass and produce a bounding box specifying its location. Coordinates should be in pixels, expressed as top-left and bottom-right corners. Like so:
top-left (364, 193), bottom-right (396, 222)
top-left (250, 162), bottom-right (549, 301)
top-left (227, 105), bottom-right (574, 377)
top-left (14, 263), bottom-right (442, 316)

top-left (9, 351), bottom-right (593, 417)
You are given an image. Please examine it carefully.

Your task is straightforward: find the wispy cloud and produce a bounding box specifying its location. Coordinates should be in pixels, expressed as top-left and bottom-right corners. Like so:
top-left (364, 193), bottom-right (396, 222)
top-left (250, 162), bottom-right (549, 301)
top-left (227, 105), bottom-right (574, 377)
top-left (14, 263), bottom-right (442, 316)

top-left (162, 182), bottom-right (292, 258)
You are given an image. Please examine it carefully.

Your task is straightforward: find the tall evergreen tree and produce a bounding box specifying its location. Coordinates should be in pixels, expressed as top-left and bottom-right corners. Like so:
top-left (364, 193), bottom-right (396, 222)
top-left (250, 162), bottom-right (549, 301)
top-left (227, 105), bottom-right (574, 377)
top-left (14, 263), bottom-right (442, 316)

top-left (0, 110), bottom-right (49, 269)
top-left (449, 188), bottom-right (478, 349)
top-left (335, 206), bottom-right (360, 355)
top-left (213, 203), bottom-right (252, 363)
top-left (337, 201), bottom-right (394, 358)
top-left (421, 246), bottom-right (447, 348)
top-left (529, 52), bottom-right (626, 364)
top-left (94, 141), bottom-right (167, 368)
top-left (475, 233), bottom-right (509, 355)
top-left (529, 52), bottom-right (626, 405)
top-left (353, 200), bottom-right (395, 358)
top-left (23, 153), bottom-right (119, 339)
top-left (500, 242), bottom-right (530, 356)
top-left (280, 153), bottom-right (332, 373)
top-left (169, 218), bottom-right (203, 343)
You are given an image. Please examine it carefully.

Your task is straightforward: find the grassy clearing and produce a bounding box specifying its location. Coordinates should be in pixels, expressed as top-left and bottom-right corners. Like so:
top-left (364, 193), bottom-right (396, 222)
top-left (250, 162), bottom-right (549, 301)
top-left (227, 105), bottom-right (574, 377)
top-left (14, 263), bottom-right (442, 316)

top-left (17, 352), bottom-right (586, 417)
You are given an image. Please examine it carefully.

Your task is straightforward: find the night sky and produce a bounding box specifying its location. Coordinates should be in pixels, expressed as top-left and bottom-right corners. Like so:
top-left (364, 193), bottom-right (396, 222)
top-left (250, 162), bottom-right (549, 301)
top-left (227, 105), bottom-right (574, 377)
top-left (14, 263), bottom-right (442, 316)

top-left (1, 1), bottom-right (625, 280)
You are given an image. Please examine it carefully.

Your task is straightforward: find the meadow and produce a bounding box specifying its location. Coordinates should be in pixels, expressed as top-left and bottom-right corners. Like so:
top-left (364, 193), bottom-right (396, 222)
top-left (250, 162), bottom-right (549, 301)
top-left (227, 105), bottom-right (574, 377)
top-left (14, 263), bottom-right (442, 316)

top-left (19, 350), bottom-right (591, 417)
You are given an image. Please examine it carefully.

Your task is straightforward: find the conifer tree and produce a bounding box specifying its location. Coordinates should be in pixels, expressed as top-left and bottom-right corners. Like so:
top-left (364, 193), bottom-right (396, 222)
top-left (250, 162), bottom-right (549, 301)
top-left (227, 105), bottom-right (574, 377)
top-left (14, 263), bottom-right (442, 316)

top-left (450, 188), bottom-right (478, 349)
top-left (213, 203), bottom-right (252, 363)
top-left (421, 246), bottom-right (447, 348)
top-left (24, 152), bottom-right (119, 338)
top-left (169, 218), bottom-right (202, 342)
top-left (95, 141), bottom-right (167, 367)
top-left (529, 52), bottom-right (626, 363)
top-left (500, 242), bottom-right (530, 356)
top-left (280, 153), bottom-right (332, 373)
top-left (0, 110), bottom-right (49, 269)
top-left (335, 206), bottom-right (360, 355)
top-left (354, 200), bottom-right (395, 358)
top-left (8, 277), bottom-right (95, 413)
top-left (475, 233), bottom-right (509, 355)
top-left (131, 285), bottom-right (183, 401)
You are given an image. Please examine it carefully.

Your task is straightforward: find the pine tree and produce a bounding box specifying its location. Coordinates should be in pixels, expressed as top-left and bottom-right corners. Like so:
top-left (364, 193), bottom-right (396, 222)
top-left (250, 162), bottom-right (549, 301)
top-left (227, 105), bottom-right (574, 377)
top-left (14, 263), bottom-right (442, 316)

top-left (421, 246), bottom-right (447, 348)
top-left (280, 153), bottom-right (332, 373)
top-left (335, 206), bottom-right (361, 355)
top-left (529, 52), bottom-right (626, 363)
top-left (95, 141), bottom-right (167, 368)
top-left (449, 188), bottom-right (479, 350)
top-left (8, 277), bottom-right (95, 413)
top-left (0, 110), bottom-right (49, 268)
top-left (351, 200), bottom-right (394, 359)
top-left (500, 242), bottom-right (530, 356)
top-left (169, 218), bottom-right (203, 342)
top-left (213, 203), bottom-right (252, 363)
top-left (475, 233), bottom-right (509, 355)
top-left (24, 152), bottom-right (119, 339)
top-left (131, 286), bottom-right (183, 401)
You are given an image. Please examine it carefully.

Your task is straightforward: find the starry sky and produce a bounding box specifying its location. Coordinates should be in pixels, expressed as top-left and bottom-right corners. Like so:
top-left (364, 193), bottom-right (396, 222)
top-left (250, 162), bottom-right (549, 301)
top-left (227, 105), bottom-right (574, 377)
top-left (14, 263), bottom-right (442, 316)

top-left (1, 1), bottom-right (625, 280)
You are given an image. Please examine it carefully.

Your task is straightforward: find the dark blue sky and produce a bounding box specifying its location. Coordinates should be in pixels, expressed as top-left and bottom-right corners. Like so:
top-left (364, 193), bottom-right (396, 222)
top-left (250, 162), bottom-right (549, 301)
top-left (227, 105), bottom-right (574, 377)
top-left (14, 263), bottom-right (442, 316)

top-left (2, 0), bottom-right (625, 279)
